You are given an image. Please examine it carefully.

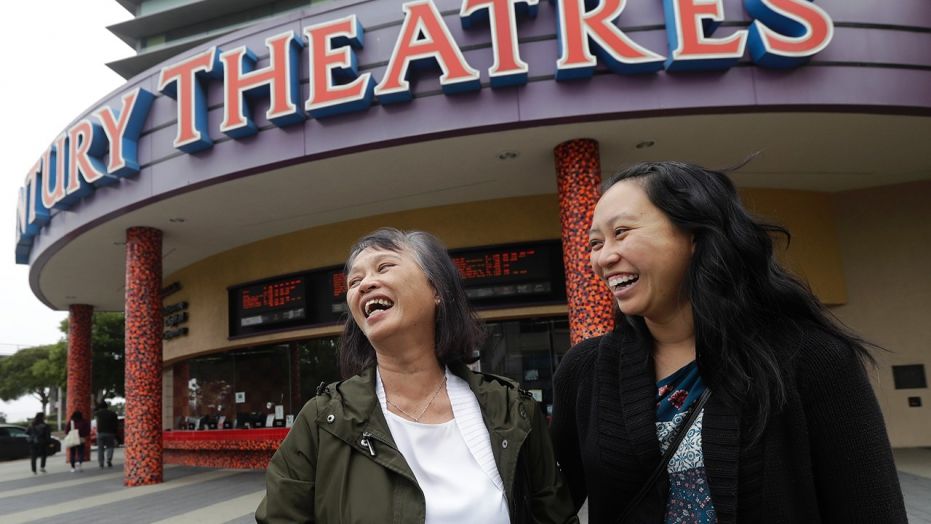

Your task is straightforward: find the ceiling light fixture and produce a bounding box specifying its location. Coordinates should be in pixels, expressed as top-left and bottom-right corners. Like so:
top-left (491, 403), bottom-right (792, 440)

top-left (496, 150), bottom-right (519, 161)
top-left (169, 217), bottom-right (186, 223)
top-left (635, 140), bottom-right (655, 149)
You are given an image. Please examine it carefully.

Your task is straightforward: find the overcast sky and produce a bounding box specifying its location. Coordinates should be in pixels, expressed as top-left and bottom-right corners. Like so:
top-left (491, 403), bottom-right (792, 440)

top-left (0, 1), bottom-right (131, 421)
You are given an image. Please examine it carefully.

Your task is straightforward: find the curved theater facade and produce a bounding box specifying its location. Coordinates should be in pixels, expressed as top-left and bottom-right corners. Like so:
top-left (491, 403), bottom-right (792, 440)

top-left (15, 0), bottom-right (931, 483)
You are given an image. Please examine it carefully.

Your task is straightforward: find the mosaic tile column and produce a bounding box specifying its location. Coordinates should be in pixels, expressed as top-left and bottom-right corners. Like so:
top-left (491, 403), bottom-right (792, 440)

top-left (124, 227), bottom-right (163, 486)
top-left (554, 139), bottom-right (615, 345)
top-left (66, 304), bottom-right (93, 462)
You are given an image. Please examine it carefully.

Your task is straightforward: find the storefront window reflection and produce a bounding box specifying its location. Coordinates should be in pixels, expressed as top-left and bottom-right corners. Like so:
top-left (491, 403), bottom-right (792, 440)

top-left (172, 318), bottom-right (571, 430)
top-left (173, 338), bottom-right (340, 430)
top-left (479, 318), bottom-right (571, 418)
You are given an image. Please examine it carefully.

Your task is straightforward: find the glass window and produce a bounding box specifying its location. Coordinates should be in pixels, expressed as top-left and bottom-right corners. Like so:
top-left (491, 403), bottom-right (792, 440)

top-left (297, 338), bottom-right (341, 408)
top-left (175, 336), bottom-right (340, 430)
top-left (186, 353), bottom-right (235, 429)
top-left (478, 318), bottom-right (570, 418)
top-left (233, 344), bottom-right (292, 428)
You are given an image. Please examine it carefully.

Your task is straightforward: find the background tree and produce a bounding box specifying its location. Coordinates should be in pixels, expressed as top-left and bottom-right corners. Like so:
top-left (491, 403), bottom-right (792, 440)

top-left (58, 312), bottom-right (126, 403)
top-left (0, 345), bottom-right (62, 414)
top-left (0, 313), bottom-right (125, 422)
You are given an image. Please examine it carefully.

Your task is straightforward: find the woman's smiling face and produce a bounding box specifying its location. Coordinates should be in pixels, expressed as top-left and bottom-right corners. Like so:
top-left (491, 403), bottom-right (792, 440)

top-left (588, 180), bottom-right (694, 324)
top-left (345, 246), bottom-right (438, 347)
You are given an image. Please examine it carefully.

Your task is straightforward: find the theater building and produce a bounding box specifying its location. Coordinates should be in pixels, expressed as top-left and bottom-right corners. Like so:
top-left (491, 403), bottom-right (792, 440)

top-left (14, 0), bottom-right (931, 484)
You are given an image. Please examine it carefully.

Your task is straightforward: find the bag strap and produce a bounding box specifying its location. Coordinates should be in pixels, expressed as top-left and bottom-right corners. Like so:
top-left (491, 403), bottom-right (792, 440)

top-left (618, 388), bottom-right (712, 524)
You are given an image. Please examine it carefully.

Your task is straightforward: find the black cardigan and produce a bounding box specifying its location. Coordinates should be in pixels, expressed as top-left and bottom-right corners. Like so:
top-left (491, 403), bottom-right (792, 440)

top-left (551, 326), bottom-right (906, 523)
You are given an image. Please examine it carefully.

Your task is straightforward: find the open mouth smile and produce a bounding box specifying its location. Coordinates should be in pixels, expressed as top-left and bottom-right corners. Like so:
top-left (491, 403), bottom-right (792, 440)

top-left (607, 273), bottom-right (639, 291)
top-left (363, 297), bottom-right (394, 318)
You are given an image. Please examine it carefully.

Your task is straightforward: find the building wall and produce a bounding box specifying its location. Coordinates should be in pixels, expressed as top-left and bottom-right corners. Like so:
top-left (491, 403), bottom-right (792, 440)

top-left (831, 180), bottom-right (931, 447)
top-left (161, 187), bottom-right (848, 363)
top-left (740, 189), bottom-right (847, 305)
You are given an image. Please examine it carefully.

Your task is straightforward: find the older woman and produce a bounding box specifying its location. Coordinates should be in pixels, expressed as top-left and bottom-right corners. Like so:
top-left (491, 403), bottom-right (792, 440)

top-left (257, 228), bottom-right (576, 523)
top-left (552, 161), bottom-right (906, 523)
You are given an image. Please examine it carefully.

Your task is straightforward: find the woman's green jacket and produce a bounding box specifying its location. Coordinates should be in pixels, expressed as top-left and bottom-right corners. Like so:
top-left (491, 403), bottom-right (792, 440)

top-left (256, 363), bottom-right (579, 523)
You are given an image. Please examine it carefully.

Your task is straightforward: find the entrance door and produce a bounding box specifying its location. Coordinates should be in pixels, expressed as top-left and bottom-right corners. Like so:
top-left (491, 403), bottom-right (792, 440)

top-left (478, 317), bottom-right (571, 418)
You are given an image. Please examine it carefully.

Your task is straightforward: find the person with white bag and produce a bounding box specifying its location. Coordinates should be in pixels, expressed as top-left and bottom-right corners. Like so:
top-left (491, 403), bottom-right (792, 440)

top-left (64, 411), bottom-right (91, 472)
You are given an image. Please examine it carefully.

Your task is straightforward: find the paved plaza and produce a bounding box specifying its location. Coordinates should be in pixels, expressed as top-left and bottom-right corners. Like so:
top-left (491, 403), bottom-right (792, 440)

top-left (0, 447), bottom-right (928, 523)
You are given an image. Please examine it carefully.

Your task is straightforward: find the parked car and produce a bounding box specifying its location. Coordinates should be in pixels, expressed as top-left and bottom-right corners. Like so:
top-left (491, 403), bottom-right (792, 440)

top-left (89, 416), bottom-right (125, 446)
top-left (0, 424), bottom-right (61, 461)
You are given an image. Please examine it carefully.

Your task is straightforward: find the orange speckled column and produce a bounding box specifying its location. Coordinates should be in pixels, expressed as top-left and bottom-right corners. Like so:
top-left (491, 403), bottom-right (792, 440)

top-left (554, 139), bottom-right (614, 345)
top-left (124, 227), bottom-right (163, 486)
top-left (66, 304), bottom-right (93, 462)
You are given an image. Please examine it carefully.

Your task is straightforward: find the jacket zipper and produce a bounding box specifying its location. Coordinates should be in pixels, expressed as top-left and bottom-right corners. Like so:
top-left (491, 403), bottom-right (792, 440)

top-left (360, 431), bottom-right (377, 457)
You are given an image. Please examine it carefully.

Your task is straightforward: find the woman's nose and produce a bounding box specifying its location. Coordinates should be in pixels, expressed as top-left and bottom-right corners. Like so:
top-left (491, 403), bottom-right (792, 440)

top-left (594, 242), bottom-right (620, 269)
top-left (358, 277), bottom-right (378, 293)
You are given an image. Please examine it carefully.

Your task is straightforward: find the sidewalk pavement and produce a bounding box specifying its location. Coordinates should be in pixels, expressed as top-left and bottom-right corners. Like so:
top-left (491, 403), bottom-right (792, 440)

top-left (0, 448), bottom-right (263, 523)
top-left (0, 446), bottom-right (928, 523)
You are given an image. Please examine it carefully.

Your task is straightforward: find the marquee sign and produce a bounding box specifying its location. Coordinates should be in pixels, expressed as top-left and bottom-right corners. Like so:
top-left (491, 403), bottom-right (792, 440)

top-left (14, 0), bottom-right (833, 264)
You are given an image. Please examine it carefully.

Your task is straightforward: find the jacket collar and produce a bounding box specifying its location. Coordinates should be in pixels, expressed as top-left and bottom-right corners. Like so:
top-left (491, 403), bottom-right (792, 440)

top-left (316, 362), bottom-right (529, 432)
top-left (314, 361), bottom-right (533, 491)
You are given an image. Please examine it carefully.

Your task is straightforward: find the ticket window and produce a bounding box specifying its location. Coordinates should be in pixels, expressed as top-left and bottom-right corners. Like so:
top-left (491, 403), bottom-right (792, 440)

top-left (175, 338), bottom-right (341, 430)
top-left (478, 318), bottom-right (571, 417)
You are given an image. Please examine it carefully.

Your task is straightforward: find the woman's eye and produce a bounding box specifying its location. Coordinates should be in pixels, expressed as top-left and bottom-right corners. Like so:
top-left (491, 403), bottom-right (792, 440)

top-left (587, 239), bottom-right (602, 251)
top-left (377, 263), bottom-right (394, 272)
top-left (348, 278), bottom-right (360, 288)
top-left (614, 227), bottom-right (629, 237)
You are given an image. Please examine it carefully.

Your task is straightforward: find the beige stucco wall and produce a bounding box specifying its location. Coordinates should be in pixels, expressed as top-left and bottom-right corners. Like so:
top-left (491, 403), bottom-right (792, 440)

top-left (830, 180), bottom-right (931, 448)
top-left (740, 188), bottom-right (847, 305)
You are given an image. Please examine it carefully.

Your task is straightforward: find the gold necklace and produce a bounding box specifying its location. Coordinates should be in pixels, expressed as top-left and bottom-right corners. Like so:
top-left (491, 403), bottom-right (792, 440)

top-left (385, 375), bottom-right (448, 422)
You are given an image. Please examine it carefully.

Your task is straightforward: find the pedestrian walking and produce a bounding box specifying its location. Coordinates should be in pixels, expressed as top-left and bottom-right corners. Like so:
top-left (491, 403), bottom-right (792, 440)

top-left (95, 401), bottom-right (119, 468)
top-left (65, 411), bottom-right (91, 472)
top-left (26, 412), bottom-right (51, 474)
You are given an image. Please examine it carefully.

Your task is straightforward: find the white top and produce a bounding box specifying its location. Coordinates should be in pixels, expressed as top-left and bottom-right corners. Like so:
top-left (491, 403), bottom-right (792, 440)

top-left (377, 368), bottom-right (510, 524)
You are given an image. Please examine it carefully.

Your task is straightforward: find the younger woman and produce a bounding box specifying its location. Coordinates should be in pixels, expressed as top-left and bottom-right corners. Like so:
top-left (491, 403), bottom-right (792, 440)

top-left (552, 161), bottom-right (906, 523)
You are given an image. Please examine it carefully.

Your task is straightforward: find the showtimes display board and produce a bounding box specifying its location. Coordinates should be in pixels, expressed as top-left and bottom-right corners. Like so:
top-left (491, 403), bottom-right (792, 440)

top-left (229, 240), bottom-right (565, 337)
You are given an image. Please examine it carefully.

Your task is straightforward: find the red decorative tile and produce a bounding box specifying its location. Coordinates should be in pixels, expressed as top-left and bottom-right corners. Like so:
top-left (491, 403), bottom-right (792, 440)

top-left (161, 429), bottom-right (287, 468)
top-left (164, 450), bottom-right (274, 470)
top-left (66, 304), bottom-right (93, 462)
top-left (124, 227), bottom-right (163, 486)
top-left (554, 139), bottom-right (615, 344)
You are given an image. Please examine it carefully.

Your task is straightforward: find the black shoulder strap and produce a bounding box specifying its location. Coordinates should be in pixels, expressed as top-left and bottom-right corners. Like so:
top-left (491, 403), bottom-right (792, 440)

top-left (618, 388), bottom-right (712, 524)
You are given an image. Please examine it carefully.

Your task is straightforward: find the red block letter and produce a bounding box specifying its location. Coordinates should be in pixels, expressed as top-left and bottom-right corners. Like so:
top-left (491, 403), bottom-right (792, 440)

top-left (305, 15), bottom-right (375, 118)
top-left (375, 0), bottom-right (480, 104)
top-left (460, 0), bottom-right (539, 86)
top-left (220, 30), bottom-right (304, 137)
top-left (745, 0), bottom-right (833, 68)
top-left (158, 47), bottom-right (221, 152)
top-left (663, 0), bottom-right (747, 71)
top-left (554, 0), bottom-right (664, 79)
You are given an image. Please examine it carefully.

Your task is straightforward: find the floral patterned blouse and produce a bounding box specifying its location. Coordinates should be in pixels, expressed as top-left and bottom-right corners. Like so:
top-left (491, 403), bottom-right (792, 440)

top-left (656, 361), bottom-right (716, 523)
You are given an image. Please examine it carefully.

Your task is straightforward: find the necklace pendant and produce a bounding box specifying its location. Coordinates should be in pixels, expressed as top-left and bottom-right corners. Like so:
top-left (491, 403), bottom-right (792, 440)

top-left (385, 375), bottom-right (448, 423)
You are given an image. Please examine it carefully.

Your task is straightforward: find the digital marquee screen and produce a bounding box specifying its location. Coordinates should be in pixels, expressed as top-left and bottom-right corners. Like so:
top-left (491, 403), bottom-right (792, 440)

top-left (450, 243), bottom-right (560, 303)
top-left (230, 276), bottom-right (307, 336)
top-left (324, 241), bottom-right (565, 310)
top-left (229, 241), bottom-right (565, 338)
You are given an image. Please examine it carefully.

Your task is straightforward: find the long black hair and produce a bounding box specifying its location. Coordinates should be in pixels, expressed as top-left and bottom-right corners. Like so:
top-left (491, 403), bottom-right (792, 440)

top-left (339, 228), bottom-right (484, 378)
top-left (605, 161), bottom-right (873, 442)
